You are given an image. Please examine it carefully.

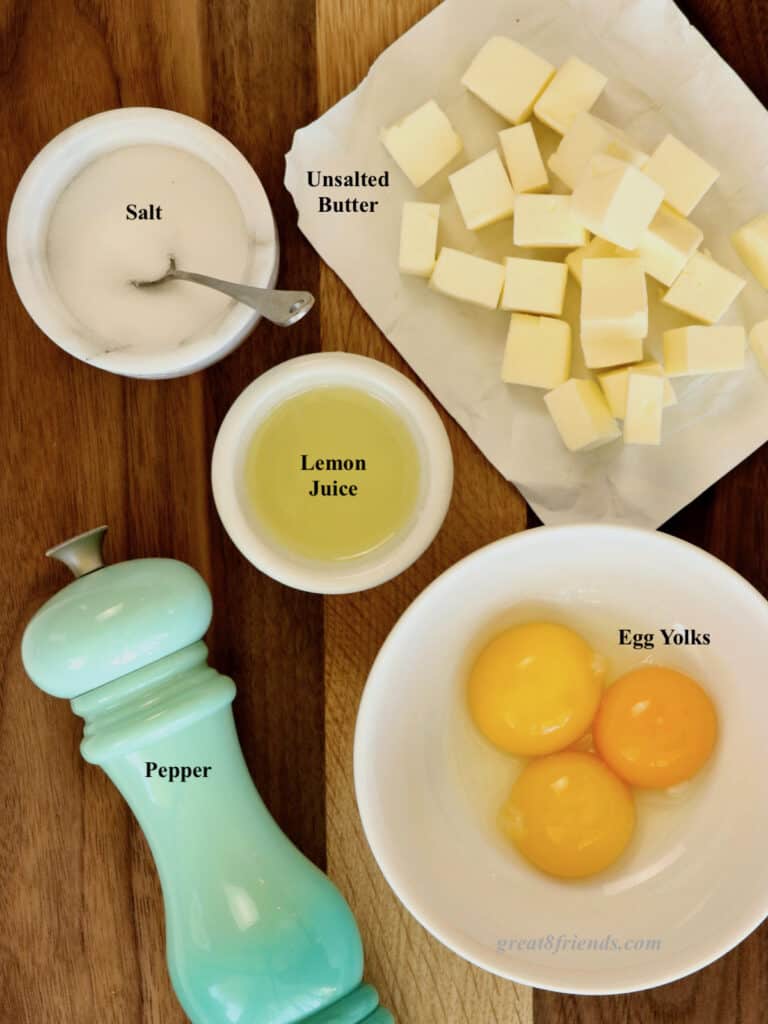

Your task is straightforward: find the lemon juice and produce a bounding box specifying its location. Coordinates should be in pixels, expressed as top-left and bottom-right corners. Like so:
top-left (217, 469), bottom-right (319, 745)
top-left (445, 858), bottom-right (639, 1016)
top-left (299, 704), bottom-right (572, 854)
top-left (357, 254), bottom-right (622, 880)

top-left (244, 386), bottom-right (422, 561)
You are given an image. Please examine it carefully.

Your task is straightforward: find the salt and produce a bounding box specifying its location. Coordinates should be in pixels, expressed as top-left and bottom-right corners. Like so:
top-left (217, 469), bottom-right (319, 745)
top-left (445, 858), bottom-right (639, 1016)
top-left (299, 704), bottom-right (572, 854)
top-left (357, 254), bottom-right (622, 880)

top-left (46, 144), bottom-right (252, 351)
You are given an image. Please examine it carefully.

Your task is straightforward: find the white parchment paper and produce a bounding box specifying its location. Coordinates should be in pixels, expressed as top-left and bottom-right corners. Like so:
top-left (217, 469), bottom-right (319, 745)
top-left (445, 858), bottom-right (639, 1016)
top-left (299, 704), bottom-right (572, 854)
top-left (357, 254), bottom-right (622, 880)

top-left (285, 0), bottom-right (768, 527)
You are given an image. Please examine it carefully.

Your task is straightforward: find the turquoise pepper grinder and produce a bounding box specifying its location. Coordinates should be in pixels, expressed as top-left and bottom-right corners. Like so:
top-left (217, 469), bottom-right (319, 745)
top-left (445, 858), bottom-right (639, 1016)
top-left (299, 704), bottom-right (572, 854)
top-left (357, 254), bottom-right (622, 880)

top-left (22, 526), bottom-right (391, 1024)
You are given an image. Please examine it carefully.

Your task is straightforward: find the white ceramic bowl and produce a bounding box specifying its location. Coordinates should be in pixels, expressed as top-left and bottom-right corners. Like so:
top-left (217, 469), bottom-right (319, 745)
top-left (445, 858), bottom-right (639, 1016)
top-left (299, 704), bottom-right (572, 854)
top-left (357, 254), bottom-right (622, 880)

top-left (211, 352), bottom-right (454, 594)
top-left (354, 525), bottom-right (768, 994)
top-left (6, 107), bottom-right (278, 378)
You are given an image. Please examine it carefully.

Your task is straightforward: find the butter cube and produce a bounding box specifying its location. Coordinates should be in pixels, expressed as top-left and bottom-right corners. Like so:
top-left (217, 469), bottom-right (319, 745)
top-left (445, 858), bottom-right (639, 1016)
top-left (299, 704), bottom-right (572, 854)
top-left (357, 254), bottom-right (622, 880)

top-left (499, 124), bottom-right (548, 193)
top-left (513, 194), bottom-right (588, 248)
top-left (732, 213), bottom-right (768, 288)
top-left (664, 325), bottom-right (746, 375)
top-left (581, 337), bottom-right (644, 372)
top-left (571, 155), bottom-right (664, 250)
top-left (662, 251), bottom-right (746, 324)
top-left (462, 37), bottom-right (554, 125)
top-left (749, 320), bottom-right (768, 376)
top-left (630, 204), bottom-right (702, 286)
top-left (643, 135), bottom-right (719, 216)
top-left (382, 100), bottom-right (462, 187)
top-left (597, 361), bottom-right (676, 419)
top-left (544, 378), bottom-right (620, 451)
top-left (549, 112), bottom-right (649, 190)
top-left (502, 314), bottom-right (571, 388)
top-left (501, 258), bottom-right (568, 316)
top-left (449, 150), bottom-right (515, 230)
top-left (430, 247), bottom-right (504, 309)
top-left (534, 57), bottom-right (607, 135)
top-left (624, 373), bottom-right (664, 445)
top-left (399, 202), bottom-right (440, 277)
top-left (566, 237), bottom-right (627, 285)
top-left (580, 258), bottom-right (647, 368)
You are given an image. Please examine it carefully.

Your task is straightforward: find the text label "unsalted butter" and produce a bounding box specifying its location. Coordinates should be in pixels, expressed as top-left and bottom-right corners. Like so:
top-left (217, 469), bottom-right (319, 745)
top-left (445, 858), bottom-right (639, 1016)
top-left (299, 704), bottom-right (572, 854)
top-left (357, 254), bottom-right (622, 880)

top-left (306, 170), bottom-right (389, 213)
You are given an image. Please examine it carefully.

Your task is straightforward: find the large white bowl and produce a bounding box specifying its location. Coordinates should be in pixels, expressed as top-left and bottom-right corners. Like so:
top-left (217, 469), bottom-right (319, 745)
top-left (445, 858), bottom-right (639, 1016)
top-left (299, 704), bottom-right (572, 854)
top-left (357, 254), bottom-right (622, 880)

top-left (7, 107), bottom-right (278, 379)
top-left (354, 525), bottom-right (768, 994)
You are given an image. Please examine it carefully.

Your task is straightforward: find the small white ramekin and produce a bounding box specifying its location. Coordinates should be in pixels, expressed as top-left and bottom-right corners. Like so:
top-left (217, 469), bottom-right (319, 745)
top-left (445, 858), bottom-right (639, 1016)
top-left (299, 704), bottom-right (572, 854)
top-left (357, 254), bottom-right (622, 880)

top-left (6, 107), bottom-right (278, 379)
top-left (211, 352), bottom-right (454, 594)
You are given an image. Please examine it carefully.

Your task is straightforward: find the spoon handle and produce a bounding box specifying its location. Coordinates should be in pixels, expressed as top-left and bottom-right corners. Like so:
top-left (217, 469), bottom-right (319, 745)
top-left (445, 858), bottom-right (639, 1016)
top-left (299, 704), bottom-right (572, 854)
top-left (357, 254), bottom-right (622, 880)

top-left (170, 269), bottom-right (314, 327)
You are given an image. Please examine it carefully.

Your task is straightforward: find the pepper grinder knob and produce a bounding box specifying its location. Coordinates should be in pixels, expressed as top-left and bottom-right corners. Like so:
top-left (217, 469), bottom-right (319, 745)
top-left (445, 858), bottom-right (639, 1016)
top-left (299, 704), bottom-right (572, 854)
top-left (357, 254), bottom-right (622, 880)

top-left (46, 525), bottom-right (108, 578)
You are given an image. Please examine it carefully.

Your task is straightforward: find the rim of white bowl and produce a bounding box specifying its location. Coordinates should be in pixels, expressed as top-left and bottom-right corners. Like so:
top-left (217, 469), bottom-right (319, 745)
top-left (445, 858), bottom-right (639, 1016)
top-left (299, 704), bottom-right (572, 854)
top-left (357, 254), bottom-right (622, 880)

top-left (6, 107), bottom-right (278, 379)
top-left (211, 352), bottom-right (454, 594)
top-left (354, 523), bottom-right (768, 995)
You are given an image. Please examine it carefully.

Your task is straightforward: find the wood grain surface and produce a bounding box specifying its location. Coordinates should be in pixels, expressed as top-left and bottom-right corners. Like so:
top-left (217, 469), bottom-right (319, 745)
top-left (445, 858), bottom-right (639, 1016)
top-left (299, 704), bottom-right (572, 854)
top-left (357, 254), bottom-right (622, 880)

top-left (317, 6), bottom-right (531, 1020)
top-left (0, 1), bottom-right (766, 1023)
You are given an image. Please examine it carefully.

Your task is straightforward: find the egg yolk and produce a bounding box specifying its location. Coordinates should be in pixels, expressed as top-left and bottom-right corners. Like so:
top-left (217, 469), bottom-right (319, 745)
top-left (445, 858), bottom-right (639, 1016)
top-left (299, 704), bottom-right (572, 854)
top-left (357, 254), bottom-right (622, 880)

top-left (593, 666), bottom-right (717, 788)
top-left (500, 752), bottom-right (635, 879)
top-left (468, 622), bottom-right (603, 756)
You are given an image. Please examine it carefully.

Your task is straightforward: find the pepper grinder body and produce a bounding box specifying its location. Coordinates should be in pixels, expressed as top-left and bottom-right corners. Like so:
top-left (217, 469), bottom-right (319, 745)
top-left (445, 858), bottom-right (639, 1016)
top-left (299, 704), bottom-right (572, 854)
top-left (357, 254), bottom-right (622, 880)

top-left (22, 542), bottom-right (391, 1024)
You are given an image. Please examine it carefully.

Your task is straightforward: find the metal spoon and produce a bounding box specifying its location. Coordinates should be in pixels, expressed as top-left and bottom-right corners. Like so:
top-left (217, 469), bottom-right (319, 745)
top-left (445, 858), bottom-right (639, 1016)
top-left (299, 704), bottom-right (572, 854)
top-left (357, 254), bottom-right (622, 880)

top-left (132, 257), bottom-right (314, 327)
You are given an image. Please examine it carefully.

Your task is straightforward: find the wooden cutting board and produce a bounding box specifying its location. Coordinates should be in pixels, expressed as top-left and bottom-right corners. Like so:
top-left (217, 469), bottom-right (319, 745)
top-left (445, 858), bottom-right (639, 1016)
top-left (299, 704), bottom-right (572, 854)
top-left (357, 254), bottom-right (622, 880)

top-left (0, 1), bottom-right (765, 1022)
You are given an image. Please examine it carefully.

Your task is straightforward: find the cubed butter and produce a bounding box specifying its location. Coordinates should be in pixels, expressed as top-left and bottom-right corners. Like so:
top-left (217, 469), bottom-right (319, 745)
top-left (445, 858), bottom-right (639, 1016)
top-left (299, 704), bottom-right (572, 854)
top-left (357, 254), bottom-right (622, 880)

top-left (429, 247), bottom-right (504, 309)
top-left (580, 258), bottom-right (647, 368)
top-left (499, 124), bottom-right (548, 193)
top-left (663, 325), bottom-right (746, 376)
top-left (544, 378), bottom-right (620, 451)
top-left (399, 202), bottom-right (440, 277)
top-left (581, 337), bottom-right (644, 372)
top-left (623, 372), bottom-right (665, 445)
top-left (749, 320), bottom-right (768, 377)
top-left (571, 155), bottom-right (664, 250)
top-left (597, 361), bottom-right (676, 419)
top-left (533, 57), bottom-right (607, 135)
top-left (566, 237), bottom-right (627, 285)
top-left (501, 257), bottom-right (568, 316)
top-left (462, 37), bottom-right (554, 124)
top-left (630, 204), bottom-right (703, 286)
top-left (513, 194), bottom-right (588, 248)
top-left (382, 100), bottom-right (462, 187)
top-left (501, 314), bottom-right (571, 388)
top-left (662, 251), bottom-right (746, 324)
top-left (449, 150), bottom-right (515, 230)
top-left (643, 135), bottom-right (719, 217)
top-left (548, 112), bottom-right (649, 190)
top-left (732, 213), bottom-right (768, 288)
